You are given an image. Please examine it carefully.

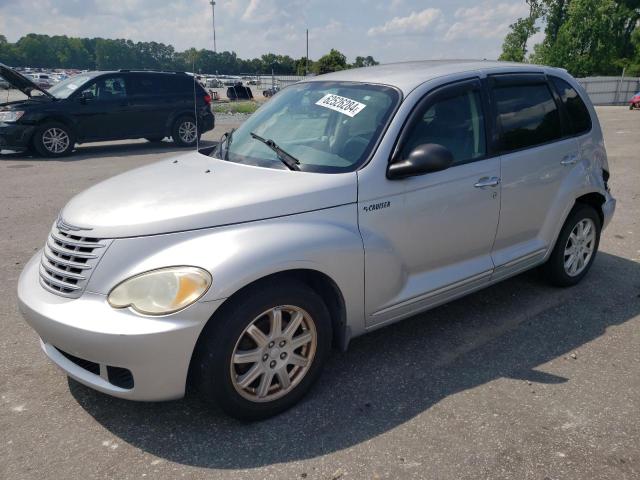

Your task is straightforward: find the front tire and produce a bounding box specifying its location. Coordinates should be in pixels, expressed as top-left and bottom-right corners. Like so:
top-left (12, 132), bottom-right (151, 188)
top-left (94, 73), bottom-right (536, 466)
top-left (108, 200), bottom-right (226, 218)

top-left (195, 280), bottom-right (332, 420)
top-left (172, 116), bottom-right (199, 147)
top-left (542, 204), bottom-right (601, 287)
top-left (33, 122), bottom-right (75, 157)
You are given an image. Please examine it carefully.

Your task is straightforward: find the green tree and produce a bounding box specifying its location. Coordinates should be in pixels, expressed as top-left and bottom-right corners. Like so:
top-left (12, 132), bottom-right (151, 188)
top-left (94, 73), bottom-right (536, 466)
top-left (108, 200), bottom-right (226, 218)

top-left (352, 55), bottom-right (379, 68)
top-left (530, 0), bottom-right (640, 76)
top-left (314, 49), bottom-right (347, 74)
top-left (627, 28), bottom-right (640, 75)
top-left (0, 34), bottom-right (379, 76)
top-left (0, 34), bottom-right (21, 66)
top-left (499, 0), bottom-right (544, 62)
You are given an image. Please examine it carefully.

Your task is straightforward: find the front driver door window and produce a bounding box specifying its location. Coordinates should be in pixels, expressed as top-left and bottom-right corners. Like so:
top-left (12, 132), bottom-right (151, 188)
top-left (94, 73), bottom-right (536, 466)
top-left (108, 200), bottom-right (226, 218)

top-left (360, 79), bottom-right (502, 327)
top-left (401, 87), bottom-right (486, 165)
top-left (75, 76), bottom-right (130, 141)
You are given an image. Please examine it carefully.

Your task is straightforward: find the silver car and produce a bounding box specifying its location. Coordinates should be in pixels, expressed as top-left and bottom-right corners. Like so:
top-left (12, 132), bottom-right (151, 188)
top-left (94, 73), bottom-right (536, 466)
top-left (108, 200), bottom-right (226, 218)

top-left (18, 61), bottom-right (616, 420)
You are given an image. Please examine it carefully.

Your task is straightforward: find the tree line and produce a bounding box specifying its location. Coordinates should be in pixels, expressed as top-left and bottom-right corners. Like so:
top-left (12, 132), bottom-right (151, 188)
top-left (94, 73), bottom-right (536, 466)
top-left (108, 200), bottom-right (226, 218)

top-left (500, 0), bottom-right (640, 77)
top-left (0, 33), bottom-right (378, 75)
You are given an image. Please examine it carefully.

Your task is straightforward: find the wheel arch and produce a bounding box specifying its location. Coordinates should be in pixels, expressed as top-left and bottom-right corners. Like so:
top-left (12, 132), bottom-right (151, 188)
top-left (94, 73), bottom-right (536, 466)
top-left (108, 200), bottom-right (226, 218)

top-left (187, 268), bottom-right (349, 391)
top-left (545, 189), bottom-right (607, 262)
top-left (35, 114), bottom-right (76, 131)
top-left (30, 116), bottom-right (78, 154)
top-left (575, 191), bottom-right (606, 226)
top-left (167, 110), bottom-right (196, 134)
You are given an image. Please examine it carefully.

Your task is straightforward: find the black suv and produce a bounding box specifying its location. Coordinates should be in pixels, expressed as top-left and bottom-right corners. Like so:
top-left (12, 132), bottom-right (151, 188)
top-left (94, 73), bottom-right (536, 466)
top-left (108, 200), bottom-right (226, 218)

top-left (0, 64), bottom-right (215, 157)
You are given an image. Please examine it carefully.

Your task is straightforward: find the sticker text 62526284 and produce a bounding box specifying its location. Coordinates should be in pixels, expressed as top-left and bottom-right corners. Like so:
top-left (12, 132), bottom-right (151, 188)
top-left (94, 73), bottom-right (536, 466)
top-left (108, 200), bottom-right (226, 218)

top-left (315, 94), bottom-right (367, 118)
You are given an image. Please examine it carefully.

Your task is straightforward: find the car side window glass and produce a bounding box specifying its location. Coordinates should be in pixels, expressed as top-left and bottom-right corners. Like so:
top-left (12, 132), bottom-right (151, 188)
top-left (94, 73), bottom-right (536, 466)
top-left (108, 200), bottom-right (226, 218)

top-left (78, 81), bottom-right (98, 98)
top-left (550, 77), bottom-right (592, 135)
top-left (129, 75), bottom-right (159, 95)
top-left (93, 76), bottom-right (127, 100)
top-left (493, 83), bottom-right (561, 152)
top-left (402, 88), bottom-right (486, 165)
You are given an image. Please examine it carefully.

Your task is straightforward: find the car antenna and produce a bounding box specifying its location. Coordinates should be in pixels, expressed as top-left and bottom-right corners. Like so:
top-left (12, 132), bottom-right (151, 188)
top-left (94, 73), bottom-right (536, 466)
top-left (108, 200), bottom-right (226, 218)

top-left (192, 59), bottom-right (200, 151)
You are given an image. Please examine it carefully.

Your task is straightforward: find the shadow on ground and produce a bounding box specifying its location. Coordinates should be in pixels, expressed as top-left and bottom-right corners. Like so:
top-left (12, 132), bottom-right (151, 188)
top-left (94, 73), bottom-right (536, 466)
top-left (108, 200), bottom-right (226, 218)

top-left (69, 252), bottom-right (640, 469)
top-left (1, 139), bottom-right (215, 162)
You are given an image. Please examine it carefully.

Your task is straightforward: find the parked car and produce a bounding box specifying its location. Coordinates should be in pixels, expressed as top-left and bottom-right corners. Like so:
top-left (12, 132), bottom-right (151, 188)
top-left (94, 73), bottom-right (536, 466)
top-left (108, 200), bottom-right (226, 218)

top-left (17, 61), bottom-right (615, 420)
top-left (629, 91), bottom-right (640, 109)
top-left (263, 85), bottom-right (280, 97)
top-left (27, 73), bottom-right (55, 89)
top-left (0, 65), bottom-right (214, 156)
top-left (205, 77), bottom-right (224, 88)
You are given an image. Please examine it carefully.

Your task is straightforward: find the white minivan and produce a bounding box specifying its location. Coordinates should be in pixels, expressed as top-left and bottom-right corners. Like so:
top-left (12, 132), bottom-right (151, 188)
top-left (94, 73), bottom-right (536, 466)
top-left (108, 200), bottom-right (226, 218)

top-left (18, 61), bottom-right (615, 419)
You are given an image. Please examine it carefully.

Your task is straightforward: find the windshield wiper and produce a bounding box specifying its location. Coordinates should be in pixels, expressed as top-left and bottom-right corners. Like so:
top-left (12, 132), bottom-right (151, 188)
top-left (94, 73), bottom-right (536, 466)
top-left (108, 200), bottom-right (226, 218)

top-left (218, 128), bottom-right (235, 160)
top-left (250, 132), bottom-right (300, 171)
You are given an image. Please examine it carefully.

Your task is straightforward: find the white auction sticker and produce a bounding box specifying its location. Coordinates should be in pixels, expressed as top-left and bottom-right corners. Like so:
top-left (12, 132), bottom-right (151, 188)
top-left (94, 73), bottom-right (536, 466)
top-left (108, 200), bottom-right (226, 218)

top-left (315, 94), bottom-right (366, 117)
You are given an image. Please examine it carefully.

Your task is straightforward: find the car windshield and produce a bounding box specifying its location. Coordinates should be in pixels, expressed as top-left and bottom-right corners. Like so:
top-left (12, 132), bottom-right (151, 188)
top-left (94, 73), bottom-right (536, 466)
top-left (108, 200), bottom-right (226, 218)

top-left (216, 81), bottom-right (400, 173)
top-left (48, 74), bottom-right (94, 99)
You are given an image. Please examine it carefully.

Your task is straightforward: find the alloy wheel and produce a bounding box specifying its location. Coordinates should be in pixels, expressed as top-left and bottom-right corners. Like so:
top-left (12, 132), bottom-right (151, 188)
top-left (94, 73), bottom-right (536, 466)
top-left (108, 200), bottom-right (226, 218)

top-left (42, 127), bottom-right (70, 154)
top-left (178, 121), bottom-right (197, 144)
top-left (563, 218), bottom-right (596, 277)
top-left (230, 305), bottom-right (317, 403)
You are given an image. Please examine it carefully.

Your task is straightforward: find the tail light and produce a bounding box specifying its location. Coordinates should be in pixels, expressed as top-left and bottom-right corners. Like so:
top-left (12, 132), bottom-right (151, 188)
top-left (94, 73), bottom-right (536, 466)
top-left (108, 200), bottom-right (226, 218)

top-left (203, 94), bottom-right (212, 105)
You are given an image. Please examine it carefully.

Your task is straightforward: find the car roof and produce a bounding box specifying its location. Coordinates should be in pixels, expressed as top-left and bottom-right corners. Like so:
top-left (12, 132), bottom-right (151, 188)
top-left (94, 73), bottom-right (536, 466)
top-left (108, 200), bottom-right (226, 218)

top-left (306, 60), bottom-right (559, 95)
top-left (82, 70), bottom-right (188, 77)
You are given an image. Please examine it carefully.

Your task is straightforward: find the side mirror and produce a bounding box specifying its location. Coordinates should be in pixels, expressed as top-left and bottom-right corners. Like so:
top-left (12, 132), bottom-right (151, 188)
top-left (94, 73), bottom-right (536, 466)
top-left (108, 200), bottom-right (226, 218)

top-left (387, 143), bottom-right (454, 179)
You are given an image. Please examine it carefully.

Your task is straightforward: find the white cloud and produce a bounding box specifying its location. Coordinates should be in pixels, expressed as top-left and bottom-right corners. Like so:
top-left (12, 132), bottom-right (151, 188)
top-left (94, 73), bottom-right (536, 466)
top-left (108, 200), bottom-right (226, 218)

top-left (241, 0), bottom-right (261, 21)
top-left (368, 8), bottom-right (442, 36)
top-left (444, 2), bottom-right (528, 41)
top-left (0, 0), bottom-right (533, 64)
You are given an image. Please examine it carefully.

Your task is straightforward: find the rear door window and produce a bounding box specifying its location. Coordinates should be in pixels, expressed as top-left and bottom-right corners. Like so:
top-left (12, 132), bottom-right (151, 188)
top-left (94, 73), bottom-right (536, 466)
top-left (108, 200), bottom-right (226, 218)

top-left (129, 74), bottom-right (163, 95)
top-left (158, 75), bottom-right (193, 94)
top-left (550, 77), bottom-right (592, 135)
top-left (492, 82), bottom-right (561, 152)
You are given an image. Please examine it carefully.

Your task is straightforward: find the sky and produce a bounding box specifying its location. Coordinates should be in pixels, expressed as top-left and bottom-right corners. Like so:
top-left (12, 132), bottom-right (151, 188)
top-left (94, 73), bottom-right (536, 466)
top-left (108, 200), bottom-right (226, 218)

top-left (0, 0), bottom-right (538, 62)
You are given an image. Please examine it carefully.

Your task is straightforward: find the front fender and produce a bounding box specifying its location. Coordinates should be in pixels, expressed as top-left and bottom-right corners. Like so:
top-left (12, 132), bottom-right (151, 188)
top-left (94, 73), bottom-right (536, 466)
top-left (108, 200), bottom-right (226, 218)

top-left (86, 204), bottom-right (366, 337)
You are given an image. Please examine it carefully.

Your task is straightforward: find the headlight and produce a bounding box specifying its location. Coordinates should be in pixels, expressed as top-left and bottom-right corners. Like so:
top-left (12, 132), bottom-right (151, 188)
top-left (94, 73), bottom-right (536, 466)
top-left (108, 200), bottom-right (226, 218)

top-left (0, 111), bottom-right (25, 123)
top-left (108, 266), bottom-right (212, 315)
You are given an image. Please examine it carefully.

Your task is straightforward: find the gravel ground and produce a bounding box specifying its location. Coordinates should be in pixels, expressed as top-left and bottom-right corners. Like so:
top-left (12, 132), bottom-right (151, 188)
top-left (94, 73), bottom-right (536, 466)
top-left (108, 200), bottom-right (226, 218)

top-left (0, 107), bottom-right (638, 480)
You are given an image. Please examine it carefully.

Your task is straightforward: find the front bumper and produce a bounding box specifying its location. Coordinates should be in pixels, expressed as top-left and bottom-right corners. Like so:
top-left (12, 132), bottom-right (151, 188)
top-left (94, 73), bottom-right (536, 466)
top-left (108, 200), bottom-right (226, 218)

top-left (17, 252), bottom-right (223, 401)
top-left (0, 122), bottom-right (35, 151)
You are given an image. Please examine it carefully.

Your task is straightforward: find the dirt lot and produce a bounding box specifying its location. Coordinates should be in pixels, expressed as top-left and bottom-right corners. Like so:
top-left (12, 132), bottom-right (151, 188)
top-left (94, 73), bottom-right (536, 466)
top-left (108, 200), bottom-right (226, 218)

top-left (0, 107), bottom-right (638, 480)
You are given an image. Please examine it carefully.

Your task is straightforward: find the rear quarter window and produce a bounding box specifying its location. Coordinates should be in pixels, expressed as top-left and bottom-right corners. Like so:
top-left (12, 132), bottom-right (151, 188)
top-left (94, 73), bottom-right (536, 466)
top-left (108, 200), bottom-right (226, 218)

top-left (493, 83), bottom-right (562, 152)
top-left (550, 76), bottom-right (592, 135)
top-left (161, 75), bottom-right (194, 94)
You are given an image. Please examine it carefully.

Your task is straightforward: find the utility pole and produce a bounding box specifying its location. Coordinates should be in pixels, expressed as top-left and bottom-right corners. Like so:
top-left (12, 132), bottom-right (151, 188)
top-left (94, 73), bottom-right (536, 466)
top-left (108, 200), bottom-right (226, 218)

top-left (210, 1), bottom-right (217, 53)
top-left (305, 29), bottom-right (309, 76)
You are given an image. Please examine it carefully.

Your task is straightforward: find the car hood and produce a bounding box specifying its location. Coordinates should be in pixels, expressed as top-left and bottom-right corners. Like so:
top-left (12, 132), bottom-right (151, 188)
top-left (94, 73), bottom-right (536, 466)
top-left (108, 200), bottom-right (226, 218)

top-left (0, 99), bottom-right (39, 110)
top-left (60, 151), bottom-right (358, 238)
top-left (0, 63), bottom-right (54, 99)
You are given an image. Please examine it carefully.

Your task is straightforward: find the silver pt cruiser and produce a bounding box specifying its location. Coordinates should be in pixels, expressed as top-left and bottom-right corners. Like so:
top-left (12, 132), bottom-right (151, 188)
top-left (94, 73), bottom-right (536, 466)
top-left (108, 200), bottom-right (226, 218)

top-left (18, 61), bottom-right (616, 420)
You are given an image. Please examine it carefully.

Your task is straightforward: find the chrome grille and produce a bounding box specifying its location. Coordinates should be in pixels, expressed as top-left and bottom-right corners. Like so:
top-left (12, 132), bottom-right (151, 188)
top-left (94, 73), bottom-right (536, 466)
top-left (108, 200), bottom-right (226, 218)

top-left (39, 227), bottom-right (111, 298)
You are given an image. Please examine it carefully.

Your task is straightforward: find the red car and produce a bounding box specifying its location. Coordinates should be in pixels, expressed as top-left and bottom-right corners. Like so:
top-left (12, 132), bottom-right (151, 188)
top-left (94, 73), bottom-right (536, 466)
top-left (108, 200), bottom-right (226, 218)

top-left (629, 92), bottom-right (640, 109)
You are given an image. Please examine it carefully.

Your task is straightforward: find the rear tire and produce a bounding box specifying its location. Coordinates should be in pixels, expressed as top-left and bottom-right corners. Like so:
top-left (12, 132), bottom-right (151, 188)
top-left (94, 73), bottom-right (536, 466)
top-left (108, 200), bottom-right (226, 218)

top-left (194, 280), bottom-right (332, 420)
top-left (542, 204), bottom-right (601, 287)
top-left (172, 116), bottom-right (199, 147)
top-left (33, 122), bottom-right (75, 157)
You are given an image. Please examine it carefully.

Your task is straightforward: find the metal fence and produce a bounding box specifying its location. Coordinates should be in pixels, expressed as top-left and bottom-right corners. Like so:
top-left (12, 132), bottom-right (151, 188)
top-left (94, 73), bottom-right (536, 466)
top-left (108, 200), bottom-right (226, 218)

top-left (577, 76), bottom-right (640, 105)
